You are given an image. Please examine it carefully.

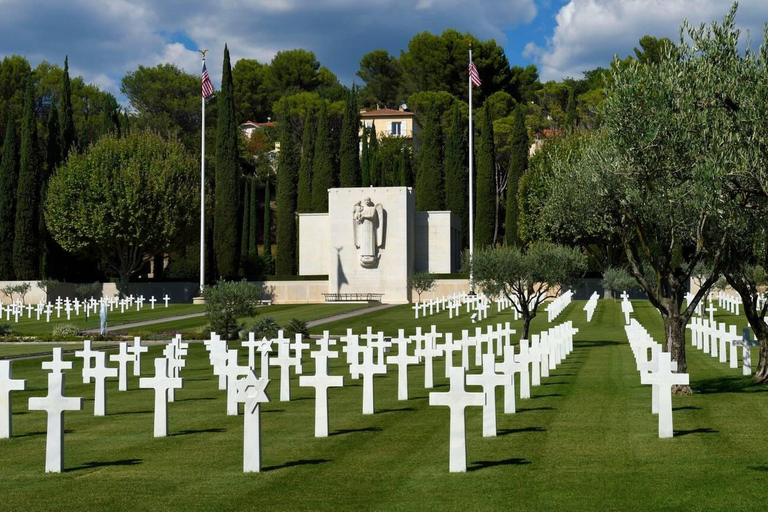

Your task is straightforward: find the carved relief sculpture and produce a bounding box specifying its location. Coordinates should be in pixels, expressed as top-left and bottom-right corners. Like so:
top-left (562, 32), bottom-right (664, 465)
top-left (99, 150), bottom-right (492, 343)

top-left (353, 197), bottom-right (385, 268)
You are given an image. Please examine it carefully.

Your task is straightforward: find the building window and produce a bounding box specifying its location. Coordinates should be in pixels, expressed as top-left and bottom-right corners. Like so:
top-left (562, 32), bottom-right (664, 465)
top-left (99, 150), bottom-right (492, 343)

top-left (390, 122), bottom-right (402, 136)
top-left (363, 120), bottom-right (373, 128)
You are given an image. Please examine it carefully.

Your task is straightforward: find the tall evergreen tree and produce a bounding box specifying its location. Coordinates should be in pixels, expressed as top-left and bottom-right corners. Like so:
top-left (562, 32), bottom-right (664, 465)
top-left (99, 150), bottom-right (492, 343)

top-left (263, 181), bottom-right (273, 273)
top-left (101, 93), bottom-right (121, 137)
top-left (249, 178), bottom-right (258, 260)
top-left (415, 103), bottom-right (444, 210)
top-left (505, 104), bottom-right (529, 247)
top-left (474, 101), bottom-right (496, 248)
top-left (398, 145), bottom-right (411, 187)
top-left (297, 109), bottom-right (315, 212)
top-left (311, 102), bottom-right (334, 212)
top-left (361, 125), bottom-right (371, 187)
top-left (60, 56), bottom-right (76, 159)
top-left (0, 115), bottom-right (17, 279)
top-left (368, 122), bottom-right (381, 187)
top-left (444, 102), bottom-right (468, 247)
top-left (46, 104), bottom-right (62, 177)
top-left (565, 87), bottom-right (577, 132)
top-left (13, 81), bottom-right (40, 279)
top-left (275, 102), bottom-right (299, 275)
top-left (214, 44), bottom-right (241, 279)
top-left (240, 181), bottom-right (251, 272)
top-left (339, 90), bottom-right (361, 187)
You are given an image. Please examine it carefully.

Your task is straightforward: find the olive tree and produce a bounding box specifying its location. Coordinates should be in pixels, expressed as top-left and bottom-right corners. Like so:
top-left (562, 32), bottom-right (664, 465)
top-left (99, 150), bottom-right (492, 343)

top-left (408, 271), bottom-right (437, 301)
top-left (472, 243), bottom-right (586, 339)
top-left (203, 279), bottom-right (263, 340)
top-left (45, 131), bottom-right (197, 294)
top-left (601, 267), bottom-right (637, 301)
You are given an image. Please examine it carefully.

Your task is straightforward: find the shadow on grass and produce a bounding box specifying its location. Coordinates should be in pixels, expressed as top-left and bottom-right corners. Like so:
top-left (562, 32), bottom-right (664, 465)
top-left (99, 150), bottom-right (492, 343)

top-left (174, 397), bottom-right (216, 402)
top-left (171, 428), bottom-right (226, 437)
top-left (575, 340), bottom-right (622, 348)
top-left (673, 428), bottom-right (718, 437)
top-left (516, 406), bottom-right (554, 413)
top-left (15, 429), bottom-right (73, 438)
top-left (329, 427), bottom-right (382, 436)
top-left (692, 376), bottom-right (768, 395)
top-left (468, 458), bottom-right (531, 472)
top-left (532, 393), bottom-right (563, 399)
top-left (673, 406), bottom-right (702, 411)
top-left (262, 459), bottom-right (331, 472)
top-left (66, 459), bottom-right (142, 472)
top-left (749, 466), bottom-right (768, 472)
top-left (263, 409), bottom-right (285, 414)
top-left (377, 407), bottom-right (416, 414)
top-left (498, 427), bottom-right (546, 436)
top-left (110, 410), bottom-right (152, 416)
top-left (541, 382), bottom-right (567, 386)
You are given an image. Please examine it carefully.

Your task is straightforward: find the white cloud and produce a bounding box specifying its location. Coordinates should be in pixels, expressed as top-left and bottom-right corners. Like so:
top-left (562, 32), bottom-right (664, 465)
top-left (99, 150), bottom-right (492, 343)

top-left (528, 0), bottom-right (768, 81)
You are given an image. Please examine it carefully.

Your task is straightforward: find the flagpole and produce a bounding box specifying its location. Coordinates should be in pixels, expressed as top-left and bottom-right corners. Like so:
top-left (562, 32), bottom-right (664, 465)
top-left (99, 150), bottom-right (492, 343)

top-left (468, 42), bottom-right (475, 295)
top-left (199, 55), bottom-right (206, 295)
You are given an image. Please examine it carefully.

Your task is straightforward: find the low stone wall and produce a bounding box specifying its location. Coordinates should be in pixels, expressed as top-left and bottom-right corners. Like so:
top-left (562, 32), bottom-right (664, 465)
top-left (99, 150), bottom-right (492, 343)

top-left (252, 280), bottom-right (328, 304)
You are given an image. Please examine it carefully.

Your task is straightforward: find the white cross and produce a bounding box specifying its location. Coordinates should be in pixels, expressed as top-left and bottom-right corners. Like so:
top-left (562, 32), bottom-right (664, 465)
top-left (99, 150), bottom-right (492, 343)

top-left (224, 350), bottom-right (250, 415)
top-left (415, 332), bottom-right (443, 389)
top-left (28, 371), bottom-right (83, 472)
top-left (83, 351), bottom-right (118, 416)
top-left (75, 341), bottom-right (98, 384)
top-left (706, 303), bottom-right (717, 324)
top-left (298, 349), bottom-right (344, 437)
top-left (467, 353), bottom-right (510, 437)
top-left (43, 347), bottom-right (74, 375)
top-left (354, 346), bottom-right (387, 414)
top-left (241, 332), bottom-right (260, 370)
top-left (340, 331), bottom-right (362, 379)
top-left (440, 333), bottom-right (462, 378)
top-left (127, 337), bottom-right (148, 377)
top-left (110, 342), bottom-right (135, 391)
top-left (528, 336), bottom-right (542, 387)
top-left (412, 301), bottom-right (420, 319)
top-left (163, 344), bottom-right (186, 402)
top-left (270, 338), bottom-right (299, 402)
top-left (257, 338), bottom-right (273, 378)
top-left (386, 330), bottom-right (419, 400)
top-left (368, 330), bottom-right (390, 365)
top-left (45, 303), bottom-right (52, 322)
top-left (0, 360), bottom-right (26, 438)
top-left (639, 352), bottom-right (689, 438)
top-left (236, 371), bottom-right (270, 472)
top-left (149, 296), bottom-right (157, 309)
top-left (291, 333), bottom-right (310, 375)
top-left (515, 339), bottom-right (533, 399)
top-left (163, 295), bottom-right (170, 307)
top-left (429, 366), bottom-right (485, 473)
top-left (495, 344), bottom-right (526, 414)
top-left (139, 358), bottom-right (182, 437)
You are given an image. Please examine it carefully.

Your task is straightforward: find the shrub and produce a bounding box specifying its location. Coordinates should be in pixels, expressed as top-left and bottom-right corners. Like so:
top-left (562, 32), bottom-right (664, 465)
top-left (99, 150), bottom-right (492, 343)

top-left (241, 316), bottom-right (281, 340)
top-left (285, 318), bottom-right (309, 339)
top-left (75, 281), bottom-right (101, 301)
top-left (203, 279), bottom-right (262, 340)
top-left (0, 323), bottom-right (11, 336)
top-left (52, 323), bottom-right (81, 337)
top-left (601, 267), bottom-right (637, 300)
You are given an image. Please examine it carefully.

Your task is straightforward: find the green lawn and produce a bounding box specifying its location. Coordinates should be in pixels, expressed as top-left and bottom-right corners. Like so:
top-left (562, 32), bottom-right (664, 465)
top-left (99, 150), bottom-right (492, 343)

top-left (0, 343), bottom-right (117, 358)
top-left (0, 299), bottom-right (765, 511)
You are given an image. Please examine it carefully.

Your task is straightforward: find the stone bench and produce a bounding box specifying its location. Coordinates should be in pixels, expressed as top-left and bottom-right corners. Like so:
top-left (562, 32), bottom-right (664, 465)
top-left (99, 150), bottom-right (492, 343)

top-left (322, 293), bottom-right (383, 303)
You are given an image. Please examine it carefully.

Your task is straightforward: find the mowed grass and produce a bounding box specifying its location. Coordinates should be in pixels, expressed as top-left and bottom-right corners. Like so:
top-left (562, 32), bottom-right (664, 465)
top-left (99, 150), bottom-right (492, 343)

top-left (0, 300), bottom-right (766, 511)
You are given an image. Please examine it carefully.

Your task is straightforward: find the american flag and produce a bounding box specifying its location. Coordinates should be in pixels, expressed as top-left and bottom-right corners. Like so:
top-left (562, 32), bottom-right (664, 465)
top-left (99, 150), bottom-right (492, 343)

top-left (468, 61), bottom-right (481, 88)
top-left (202, 62), bottom-right (214, 98)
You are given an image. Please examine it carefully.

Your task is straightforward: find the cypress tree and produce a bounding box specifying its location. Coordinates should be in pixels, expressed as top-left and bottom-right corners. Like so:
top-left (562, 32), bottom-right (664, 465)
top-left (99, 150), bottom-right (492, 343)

top-left (398, 145), bottom-right (411, 187)
top-left (311, 102), bottom-right (334, 212)
top-left (275, 102), bottom-right (299, 275)
top-left (361, 126), bottom-right (370, 187)
top-left (474, 101), bottom-right (496, 248)
top-left (566, 87), bottom-right (577, 132)
top-left (415, 103), bottom-right (444, 210)
top-left (214, 44), bottom-right (241, 279)
top-left (240, 181), bottom-right (251, 272)
top-left (0, 115), bottom-right (17, 279)
top-left (263, 182), bottom-right (273, 274)
top-left (444, 102), bottom-right (468, 247)
top-left (297, 109), bottom-right (315, 212)
top-left (46, 104), bottom-right (62, 177)
top-left (13, 81), bottom-right (40, 279)
top-left (249, 178), bottom-right (258, 260)
top-left (60, 56), bottom-right (76, 159)
top-left (368, 122), bottom-right (382, 187)
top-left (339, 91), bottom-right (361, 187)
top-left (101, 94), bottom-right (121, 137)
top-left (505, 104), bottom-right (529, 247)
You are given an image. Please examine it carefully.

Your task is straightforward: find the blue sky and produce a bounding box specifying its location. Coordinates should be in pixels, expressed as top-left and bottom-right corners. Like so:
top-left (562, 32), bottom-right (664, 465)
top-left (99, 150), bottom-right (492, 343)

top-left (0, 1), bottom-right (764, 107)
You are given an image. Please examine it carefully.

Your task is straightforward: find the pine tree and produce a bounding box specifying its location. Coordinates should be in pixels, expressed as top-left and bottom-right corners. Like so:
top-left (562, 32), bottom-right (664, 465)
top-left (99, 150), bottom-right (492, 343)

top-left (339, 90), bottom-right (361, 187)
top-left (263, 181), bottom-right (273, 274)
top-left (474, 101), bottom-right (496, 248)
top-left (240, 181), bottom-right (251, 273)
top-left (275, 102), bottom-right (299, 275)
top-left (297, 109), bottom-right (315, 212)
top-left (311, 102), bottom-right (334, 212)
top-left (368, 122), bottom-right (381, 187)
top-left (0, 115), bottom-right (17, 279)
top-left (361, 126), bottom-right (371, 187)
top-left (566, 87), bottom-right (577, 132)
top-left (214, 44), bottom-right (241, 279)
top-left (101, 94), bottom-right (121, 137)
top-left (13, 81), bottom-right (40, 279)
top-left (249, 178), bottom-right (258, 260)
top-left (506, 104), bottom-right (529, 247)
top-left (60, 56), bottom-right (76, 159)
top-left (444, 102), bottom-right (468, 247)
top-left (415, 104), bottom-right (444, 210)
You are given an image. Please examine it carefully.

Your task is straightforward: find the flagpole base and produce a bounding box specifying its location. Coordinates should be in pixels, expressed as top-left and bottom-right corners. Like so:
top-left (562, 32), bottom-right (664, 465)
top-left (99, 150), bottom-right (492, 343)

top-left (193, 296), bottom-right (206, 305)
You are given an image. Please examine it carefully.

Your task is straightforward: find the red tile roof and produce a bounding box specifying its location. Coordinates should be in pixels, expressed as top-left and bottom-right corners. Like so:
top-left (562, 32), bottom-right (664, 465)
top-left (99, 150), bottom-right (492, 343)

top-left (241, 121), bottom-right (276, 128)
top-left (360, 109), bottom-right (415, 117)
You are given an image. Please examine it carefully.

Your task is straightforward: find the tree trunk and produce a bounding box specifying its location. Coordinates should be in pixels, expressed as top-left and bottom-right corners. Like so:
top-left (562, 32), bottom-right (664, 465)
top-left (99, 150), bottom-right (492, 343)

top-left (662, 313), bottom-right (692, 395)
top-left (520, 309), bottom-right (531, 340)
top-left (723, 274), bottom-right (768, 384)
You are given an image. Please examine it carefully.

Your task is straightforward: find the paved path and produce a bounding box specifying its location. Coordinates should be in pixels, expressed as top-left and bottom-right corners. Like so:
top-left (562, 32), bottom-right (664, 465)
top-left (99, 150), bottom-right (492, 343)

top-left (306, 303), bottom-right (397, 328)
top-left (83, 312), bottom-right (207, 334)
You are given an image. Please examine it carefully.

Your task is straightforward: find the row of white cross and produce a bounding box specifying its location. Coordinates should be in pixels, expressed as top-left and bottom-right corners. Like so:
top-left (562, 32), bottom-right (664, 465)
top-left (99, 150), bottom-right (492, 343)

top-left (0, 294), bottom-right (171, 323)
top-left (686, 318), bottom-right (754, 376)
top-left (412, 293), bottom-right (495, 323)
top-left (718, 293), bottom-right (742, 316)
top-left (624, 319), bottom-right (690, 438)
top-left (583, 292), bottom-right (599, 322)
top-left (621, 293), bottom-right (634, 325)
top-left (545, 290), bottom-right (572, 323)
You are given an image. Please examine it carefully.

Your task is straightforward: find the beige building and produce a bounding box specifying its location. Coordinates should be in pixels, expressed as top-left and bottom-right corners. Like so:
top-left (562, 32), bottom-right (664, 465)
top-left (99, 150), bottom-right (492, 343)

top-left (360, 108), bottom-right (421, 139)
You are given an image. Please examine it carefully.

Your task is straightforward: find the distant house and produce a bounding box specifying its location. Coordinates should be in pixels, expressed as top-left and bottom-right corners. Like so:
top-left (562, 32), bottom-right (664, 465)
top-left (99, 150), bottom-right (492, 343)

top-left (360, 107), bottom-right (421, 140)
top-left (529, 128), bottom-right (562, 156)
top-left (240, 120), bottom-right (276, 139)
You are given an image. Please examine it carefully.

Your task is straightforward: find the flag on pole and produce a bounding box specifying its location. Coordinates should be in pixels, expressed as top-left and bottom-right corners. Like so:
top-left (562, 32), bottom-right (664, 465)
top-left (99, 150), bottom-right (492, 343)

top-left (202, 62), bottom-right (214, 98)
top-left (468, 61), bottom-right (482, 88)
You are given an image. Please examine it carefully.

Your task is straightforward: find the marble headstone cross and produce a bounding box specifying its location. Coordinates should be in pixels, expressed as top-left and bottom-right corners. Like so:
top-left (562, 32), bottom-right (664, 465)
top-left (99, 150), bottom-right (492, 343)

top-left (340, 331), bottom-right (362, 379)
top-left (298, 347), bottom-right (344, 437)
top-left (467, 352), bottom-right (510, 437)
top-left (291, 333), bottom-right (310, 375)
top-left (28, 370), bottom-right (83, 472)
top-left (163, 295), bottom-right (170, 307)
top-left (241, 332), bottom-right (260, 370)
top-left (42, 347), bottom-right (73, 375)
top-left (256, 338), bottom-right (273, 379)
top-left (127, 337), bottom-right (148, 377)
top-left (224, 350), bottom-right (250, 415)
top-left (429, 366), bottom-right (485, 473)
top-left (415, 332), bottom-right (443, 389)
top-left (0, 360), bottom-right (26, 438)
top-left (495, 344), bottom-right (525, 414)
top-left (84, 351), bottom-right (118, 416)
top-left (386, 330), bottom-right (419, 400)
top-left (270, 338), bottom-right (299, 402)
top-left (75, 341), bottom-right (98, 384)
top-left (639, 352), bottom-right (689, 438)
top-left (236, 371), bottom-right (270, 473)
top-left (515, 339), bottom-right (533, 399)
top-left (109, 342), bottom-right (134, 391)
top-left (139, 358), bottom-right (183, 437)
top-left (356, 346), bottom-right (387, 414)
